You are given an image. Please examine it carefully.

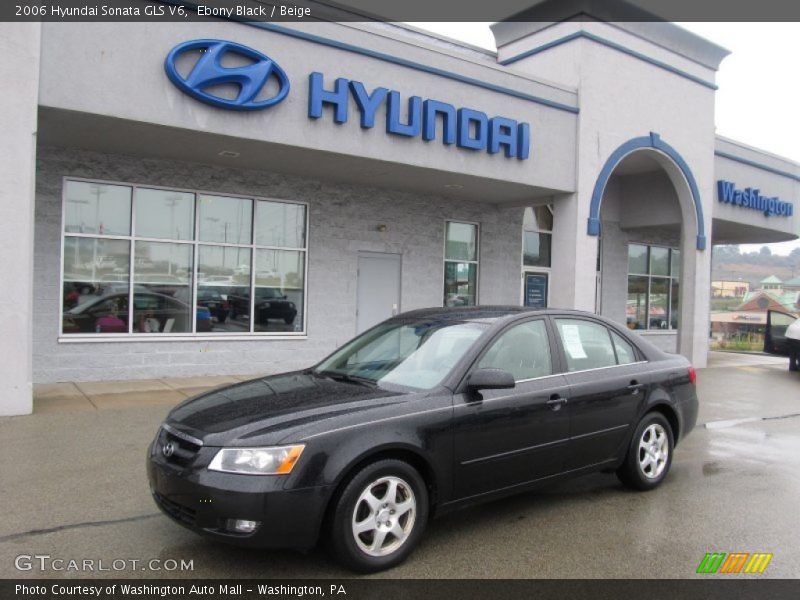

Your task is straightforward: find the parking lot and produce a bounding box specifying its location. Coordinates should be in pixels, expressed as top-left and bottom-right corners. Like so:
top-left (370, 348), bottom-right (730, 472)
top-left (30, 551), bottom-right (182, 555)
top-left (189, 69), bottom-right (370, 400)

top-left (1, 352), bottom-right (798, 579)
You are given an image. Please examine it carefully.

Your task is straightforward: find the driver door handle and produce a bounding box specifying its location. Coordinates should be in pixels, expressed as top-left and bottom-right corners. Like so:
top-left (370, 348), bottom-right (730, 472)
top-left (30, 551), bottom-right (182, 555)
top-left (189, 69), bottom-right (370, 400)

top-left (546, 394), bottom-right (568, 411)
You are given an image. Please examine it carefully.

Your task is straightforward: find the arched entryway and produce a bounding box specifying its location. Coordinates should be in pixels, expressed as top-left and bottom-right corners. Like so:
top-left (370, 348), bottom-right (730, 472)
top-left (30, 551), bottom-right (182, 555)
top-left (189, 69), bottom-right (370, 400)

top-left (588, 133), bottom-right (707, 360)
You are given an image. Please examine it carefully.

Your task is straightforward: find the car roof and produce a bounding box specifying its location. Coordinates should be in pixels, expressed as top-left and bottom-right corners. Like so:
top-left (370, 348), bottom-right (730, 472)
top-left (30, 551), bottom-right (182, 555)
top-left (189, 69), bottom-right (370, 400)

top-left (389, 306), bottom-right (673, 363)
top-left (391, 306), bottom-right (593, 324)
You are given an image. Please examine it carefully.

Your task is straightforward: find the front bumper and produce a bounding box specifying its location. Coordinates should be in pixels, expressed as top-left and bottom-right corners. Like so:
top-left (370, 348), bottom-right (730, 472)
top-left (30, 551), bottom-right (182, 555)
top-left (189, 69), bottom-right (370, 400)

top-left (147, 446), bottom-right (330, 550)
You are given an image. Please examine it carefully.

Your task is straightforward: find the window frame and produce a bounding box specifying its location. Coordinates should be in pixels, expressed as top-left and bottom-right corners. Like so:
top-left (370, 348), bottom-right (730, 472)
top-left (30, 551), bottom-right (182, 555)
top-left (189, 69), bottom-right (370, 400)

top-left (442, 219), bottom-right (480, 308)
top-left (457, 315), bottom-right (647, 393)
top-left (520, 205), bottom-right (553, 307)
top-left (59, 177), bottom-right (309, 342)
top-left (476, 318), bottom-right (555, 382)
top-left (626, 243), bottom-right (681, 332)
top-left (552, 316), bottom-right (647, 374)
top-left (460, 316), bottom-right (562, 387)
top-left (521, 205), bottom-right (553, 268)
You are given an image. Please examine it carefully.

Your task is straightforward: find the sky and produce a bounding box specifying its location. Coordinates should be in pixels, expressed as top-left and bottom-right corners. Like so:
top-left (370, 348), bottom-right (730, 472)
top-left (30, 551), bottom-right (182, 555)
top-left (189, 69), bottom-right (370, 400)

top-left (408, 22), bottom-right (800, 257)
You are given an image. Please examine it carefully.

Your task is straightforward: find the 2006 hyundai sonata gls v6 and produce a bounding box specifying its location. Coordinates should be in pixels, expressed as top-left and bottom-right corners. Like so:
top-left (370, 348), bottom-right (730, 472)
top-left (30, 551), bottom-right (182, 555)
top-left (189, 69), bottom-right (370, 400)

top-left (148, 307), bottom-right (698, 572)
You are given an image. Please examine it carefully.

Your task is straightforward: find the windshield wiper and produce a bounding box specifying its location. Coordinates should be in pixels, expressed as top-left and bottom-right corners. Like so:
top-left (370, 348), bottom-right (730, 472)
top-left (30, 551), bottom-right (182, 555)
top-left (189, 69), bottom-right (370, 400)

top-left (316, 371), bottom-right (377, 387)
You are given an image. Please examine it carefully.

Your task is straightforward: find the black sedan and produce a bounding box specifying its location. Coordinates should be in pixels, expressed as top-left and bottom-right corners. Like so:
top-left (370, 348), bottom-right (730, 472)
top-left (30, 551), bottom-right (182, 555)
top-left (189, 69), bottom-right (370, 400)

top-left (228, 287), bottom-right (297, 325)
top-left (148, 307), bottom-right (698, 572)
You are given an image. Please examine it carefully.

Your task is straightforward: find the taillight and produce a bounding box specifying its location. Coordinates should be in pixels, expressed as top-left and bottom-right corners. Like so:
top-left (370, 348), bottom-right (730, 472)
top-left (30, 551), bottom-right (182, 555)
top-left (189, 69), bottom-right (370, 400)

top-left (687, 366), bottom-right (697, 386)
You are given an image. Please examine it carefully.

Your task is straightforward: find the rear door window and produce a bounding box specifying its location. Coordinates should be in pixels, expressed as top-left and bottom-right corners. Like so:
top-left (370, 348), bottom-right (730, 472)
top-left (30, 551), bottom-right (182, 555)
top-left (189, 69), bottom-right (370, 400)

top-left (555, 319), bottom-right (617, 372)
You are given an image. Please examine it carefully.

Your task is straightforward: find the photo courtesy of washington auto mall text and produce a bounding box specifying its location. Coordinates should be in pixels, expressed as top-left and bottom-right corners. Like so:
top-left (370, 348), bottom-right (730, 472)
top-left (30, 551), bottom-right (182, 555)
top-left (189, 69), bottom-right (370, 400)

top-left (13, 583), bottom-right (347, 598)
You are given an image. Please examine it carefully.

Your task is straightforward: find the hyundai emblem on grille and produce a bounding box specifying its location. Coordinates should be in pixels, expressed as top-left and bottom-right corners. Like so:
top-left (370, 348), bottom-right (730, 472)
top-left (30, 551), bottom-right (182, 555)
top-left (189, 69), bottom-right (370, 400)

top-left (162, 442), bottom-right (176, 458)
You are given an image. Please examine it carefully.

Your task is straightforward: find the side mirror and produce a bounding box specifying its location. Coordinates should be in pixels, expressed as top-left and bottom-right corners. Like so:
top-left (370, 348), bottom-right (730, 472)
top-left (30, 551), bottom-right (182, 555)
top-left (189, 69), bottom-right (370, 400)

top-left (467, 368), bottom-right (515, 391)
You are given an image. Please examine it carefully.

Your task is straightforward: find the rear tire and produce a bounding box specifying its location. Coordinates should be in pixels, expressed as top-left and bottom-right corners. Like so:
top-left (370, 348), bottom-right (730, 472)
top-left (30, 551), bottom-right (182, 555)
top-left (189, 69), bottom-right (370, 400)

top-left (617, 412), bottom-right (674, 491)
top-left (328, 459), bottom-right (428, 573)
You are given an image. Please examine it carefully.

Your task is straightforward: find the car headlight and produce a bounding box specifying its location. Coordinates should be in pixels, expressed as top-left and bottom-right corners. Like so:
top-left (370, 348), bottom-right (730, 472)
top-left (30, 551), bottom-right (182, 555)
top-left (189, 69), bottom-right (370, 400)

top-left (208, 445), bottom-right (305, 475)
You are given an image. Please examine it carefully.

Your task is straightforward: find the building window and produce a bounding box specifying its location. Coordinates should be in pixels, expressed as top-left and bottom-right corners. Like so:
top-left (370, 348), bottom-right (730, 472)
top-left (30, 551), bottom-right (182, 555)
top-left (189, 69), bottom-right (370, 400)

top-left (61, 179), bottom-right (307, 337)
top-left (444, 221), bottom-right (478, 307)
top-left (522, 206), bottom-right (552, 267)
top-left (626, 244), bottom-right (680, 330)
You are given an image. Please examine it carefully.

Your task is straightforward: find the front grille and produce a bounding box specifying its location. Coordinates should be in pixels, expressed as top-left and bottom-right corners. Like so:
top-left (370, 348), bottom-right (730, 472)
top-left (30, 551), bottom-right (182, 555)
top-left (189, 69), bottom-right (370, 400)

top-left (153, 492), bottom-right (197, 526)
top-left (157, 425), bottom-right (202, 466)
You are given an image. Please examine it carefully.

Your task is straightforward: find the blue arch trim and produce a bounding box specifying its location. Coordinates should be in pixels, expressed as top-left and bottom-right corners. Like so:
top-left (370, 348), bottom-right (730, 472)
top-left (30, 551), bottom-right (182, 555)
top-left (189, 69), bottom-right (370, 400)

top-left (587, 132), bottom-right (707, 251)
top-left (714, 150), bottom-right (800, 183)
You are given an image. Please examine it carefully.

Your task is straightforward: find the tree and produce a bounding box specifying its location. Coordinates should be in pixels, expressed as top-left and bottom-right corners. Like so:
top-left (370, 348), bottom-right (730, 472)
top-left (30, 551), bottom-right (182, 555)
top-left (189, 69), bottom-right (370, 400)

top-left (711, 244), bottom-right (742, 267)
top-left (790, 247), bottom-right (800, 276)
top-left (759, 245), bottom-right (772, 257)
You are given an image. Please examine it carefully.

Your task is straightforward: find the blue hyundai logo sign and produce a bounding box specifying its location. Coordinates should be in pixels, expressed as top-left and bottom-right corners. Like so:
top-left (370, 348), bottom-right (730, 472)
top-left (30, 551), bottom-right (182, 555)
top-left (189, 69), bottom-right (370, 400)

top-left (165, 39), bottom-right (290, 111)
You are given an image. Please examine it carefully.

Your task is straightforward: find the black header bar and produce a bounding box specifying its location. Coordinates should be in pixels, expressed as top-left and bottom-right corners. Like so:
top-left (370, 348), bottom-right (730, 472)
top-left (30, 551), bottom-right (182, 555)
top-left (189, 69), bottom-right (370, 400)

top-left (3, 0), bottom-right (800, 23)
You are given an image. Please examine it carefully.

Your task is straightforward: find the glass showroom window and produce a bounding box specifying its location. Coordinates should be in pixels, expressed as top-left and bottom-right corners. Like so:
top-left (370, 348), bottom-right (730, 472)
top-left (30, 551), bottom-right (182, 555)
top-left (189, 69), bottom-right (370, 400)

top-left (626, 244), bottom-right (680, 331)
top-left (444, 221), bottom-right (479, 307)
top-left (522, 205), bottom-right (553, 268)
top-left (61, 179), bottom-right (307, 337)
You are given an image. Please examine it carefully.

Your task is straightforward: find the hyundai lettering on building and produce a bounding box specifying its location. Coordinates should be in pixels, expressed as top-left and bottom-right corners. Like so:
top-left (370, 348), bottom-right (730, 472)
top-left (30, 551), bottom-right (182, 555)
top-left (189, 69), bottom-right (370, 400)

top-left (164, 39), bottom-right (530, 160)
top-left (717, 180), bottom-right (794, 217)
top-left (308, 73), bottom-right (530, 160)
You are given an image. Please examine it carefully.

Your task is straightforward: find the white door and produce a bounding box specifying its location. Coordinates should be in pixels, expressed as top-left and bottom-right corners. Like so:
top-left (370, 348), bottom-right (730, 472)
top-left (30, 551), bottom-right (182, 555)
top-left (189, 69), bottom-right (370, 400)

top-left (356, 252), bottom-right (401, 334)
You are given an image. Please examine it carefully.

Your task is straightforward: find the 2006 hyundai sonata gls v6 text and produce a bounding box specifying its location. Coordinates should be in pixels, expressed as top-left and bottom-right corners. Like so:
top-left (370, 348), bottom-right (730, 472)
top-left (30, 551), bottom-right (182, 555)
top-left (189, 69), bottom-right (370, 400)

top-left (148, 307), bottom-right (698, 572)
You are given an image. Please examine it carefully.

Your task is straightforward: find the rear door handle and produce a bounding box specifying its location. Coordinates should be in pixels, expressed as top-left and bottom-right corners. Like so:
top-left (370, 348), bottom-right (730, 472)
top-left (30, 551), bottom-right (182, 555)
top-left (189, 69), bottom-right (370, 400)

top-left (546, 394), bottom-right (568, 411)
top-left (627, 380), bottom-right (644, 394)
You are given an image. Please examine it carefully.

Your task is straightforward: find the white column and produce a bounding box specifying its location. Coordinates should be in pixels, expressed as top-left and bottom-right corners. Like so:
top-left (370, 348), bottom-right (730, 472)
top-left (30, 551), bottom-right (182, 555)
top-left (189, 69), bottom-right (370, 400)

top-left (0, 23), bottom-right (41, 416)
top-left (551, 192), bottom-right (599, 312)
top-left (678, 220), bottom-right (711, 369)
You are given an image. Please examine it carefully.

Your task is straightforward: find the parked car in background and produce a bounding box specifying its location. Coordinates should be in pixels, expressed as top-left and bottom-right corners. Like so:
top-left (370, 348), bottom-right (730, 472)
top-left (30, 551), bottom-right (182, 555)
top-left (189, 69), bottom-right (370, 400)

top-left (764, 309), bottom-right (800, 371)
top-left (196, 305), bottom-right (213, 333)
top-left (228, 287), bottom-right (297, 325)
top-left (174, 288), bottom-right (229, 324)
top-left (197, 288), bottom-right (229, 323)
top-left (148, 307), bottom-right (698, 572)
top-left (63, 291), bottom-right (193, 333)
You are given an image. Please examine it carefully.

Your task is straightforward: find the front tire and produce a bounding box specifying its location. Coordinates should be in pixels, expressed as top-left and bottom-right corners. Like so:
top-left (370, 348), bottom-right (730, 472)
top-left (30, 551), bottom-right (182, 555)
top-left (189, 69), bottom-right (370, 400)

top-left (328, 459), bottom-right (428, 573)
top-left (617, 412), bottom-right (674, 491)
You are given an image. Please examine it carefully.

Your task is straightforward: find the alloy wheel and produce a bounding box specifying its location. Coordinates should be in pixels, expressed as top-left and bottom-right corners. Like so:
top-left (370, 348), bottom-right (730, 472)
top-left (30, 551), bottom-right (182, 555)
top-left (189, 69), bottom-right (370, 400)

top-left (351, 476), bottom-right (416, 557)
top-left (638, 423), bottom-right (669, 479)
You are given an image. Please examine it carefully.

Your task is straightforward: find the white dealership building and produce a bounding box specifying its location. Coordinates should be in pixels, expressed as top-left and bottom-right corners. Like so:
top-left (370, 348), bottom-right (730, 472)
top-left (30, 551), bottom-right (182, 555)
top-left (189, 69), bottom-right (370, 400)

top-left (2, 1), bottom-right (798, 415)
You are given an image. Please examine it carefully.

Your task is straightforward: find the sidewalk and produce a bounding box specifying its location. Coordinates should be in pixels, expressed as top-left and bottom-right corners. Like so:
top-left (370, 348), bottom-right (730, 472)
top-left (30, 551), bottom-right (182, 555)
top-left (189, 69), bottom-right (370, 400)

top-left (705, 350), bottom-right (787, 369)
top-left (32, 373), bottom-right (268, 413)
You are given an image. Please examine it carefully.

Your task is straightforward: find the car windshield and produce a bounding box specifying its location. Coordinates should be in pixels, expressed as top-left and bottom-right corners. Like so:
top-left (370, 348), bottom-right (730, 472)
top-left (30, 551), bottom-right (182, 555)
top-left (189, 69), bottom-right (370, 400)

top-left (314, 320), bottom-right (487, 390)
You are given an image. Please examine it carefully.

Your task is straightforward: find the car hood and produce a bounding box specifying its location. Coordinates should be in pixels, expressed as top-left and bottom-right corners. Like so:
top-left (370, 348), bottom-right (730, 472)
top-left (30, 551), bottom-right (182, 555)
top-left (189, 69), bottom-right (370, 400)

top-left (166, 371), bottom-right (408, 446)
